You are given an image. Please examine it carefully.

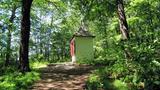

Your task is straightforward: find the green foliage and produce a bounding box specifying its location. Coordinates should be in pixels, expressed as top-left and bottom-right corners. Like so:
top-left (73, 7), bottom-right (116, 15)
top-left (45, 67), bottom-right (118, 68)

top-left (86, 74), bottom-right (103, 90)
top-left (82, 0), bottom-right (160, 89)
top-left (0, 69), bottom-right (40, 90)
top-left (0, 0), bottom-right (160, 89)
top-left (0, 61), bottom-right (50, 90)
top-left (86, 69), bottom-right (129, 90)
top-left (113, 80), bottom-right (128, 90)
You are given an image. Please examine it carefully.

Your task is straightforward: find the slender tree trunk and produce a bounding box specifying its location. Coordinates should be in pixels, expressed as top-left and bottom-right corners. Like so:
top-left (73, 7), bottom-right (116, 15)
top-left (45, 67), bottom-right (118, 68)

top-left (117, 0), bottom-right (129, 40)
top-left (5, 29), bottom-right (11, 66)
top-left (44, 45), bottom-right (47, 60)
top-left (36, 37), bottom-right (38, 57)
top-left (62, 41), bottom-right (66, 59)
top-left (19, 0), bottom-right (33, 72)
top-left (40, 41), bottom-right (43, 54)
top-left (5, 5), bottom-right (17, 66)
top-left (47, 45), bottom-right (50, 61)
top-left (117, 0), bottom-right (132, 60)
top-left (39, 28), bottom-right (43, 55)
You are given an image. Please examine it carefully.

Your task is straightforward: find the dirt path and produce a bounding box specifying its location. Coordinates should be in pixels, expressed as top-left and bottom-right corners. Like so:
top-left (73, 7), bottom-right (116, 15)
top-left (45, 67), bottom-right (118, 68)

top-left (30, 63), bottom-right (95, 90)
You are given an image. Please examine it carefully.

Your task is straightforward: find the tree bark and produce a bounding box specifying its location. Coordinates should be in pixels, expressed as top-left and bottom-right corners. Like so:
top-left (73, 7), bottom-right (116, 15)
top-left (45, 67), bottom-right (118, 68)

top-left (117, 0), bottom-right (129, 40)
top-left (19, 0), bottom-right (33, 72)
top-left (5, 5), bottom-right (17, 66)
top-left (117, 0), bottom-right (132, 60)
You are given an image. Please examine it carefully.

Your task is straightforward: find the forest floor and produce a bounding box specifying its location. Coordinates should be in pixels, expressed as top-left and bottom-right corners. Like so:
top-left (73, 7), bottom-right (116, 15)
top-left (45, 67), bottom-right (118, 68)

top-left (29, 62), bottom-right (95, 90)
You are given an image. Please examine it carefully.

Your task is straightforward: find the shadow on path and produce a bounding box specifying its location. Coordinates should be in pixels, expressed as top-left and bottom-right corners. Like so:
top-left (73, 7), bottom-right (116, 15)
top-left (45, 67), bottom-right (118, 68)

top-left (29, 62), bottom-right (95, 90)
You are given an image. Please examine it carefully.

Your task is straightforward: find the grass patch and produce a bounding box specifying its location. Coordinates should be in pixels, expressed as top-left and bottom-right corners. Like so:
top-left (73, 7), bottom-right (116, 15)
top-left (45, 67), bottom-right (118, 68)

top-left (30, 61), bottom-right (49, 69)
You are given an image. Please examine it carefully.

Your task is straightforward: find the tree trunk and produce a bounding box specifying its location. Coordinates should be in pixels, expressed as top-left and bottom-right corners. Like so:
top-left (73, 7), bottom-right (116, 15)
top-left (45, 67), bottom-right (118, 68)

top-left (39, 29), bottom-right (43, 55)
top-left (19, 0), bottom-right (33, 72)
top-left (36, 37), bottom-right (38, 59)
top-left (5, 5), bottom-right (17, 66)
top-left (5, 29), bottom-right (11, 66)
top-left (117, 0), bottom-right (132, 60)
top-left (117, 0), bottom-right (129, 40)
top-left (47, 44), bottom-right (50, 61)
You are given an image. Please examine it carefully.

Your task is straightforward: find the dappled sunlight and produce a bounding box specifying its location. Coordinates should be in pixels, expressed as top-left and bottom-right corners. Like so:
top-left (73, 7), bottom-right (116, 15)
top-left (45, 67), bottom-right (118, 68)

top-left (1, 0), bottom-right (160, 89)
top-left (31, 61), bottom-right (49, 69)
top-left (29, 63), bottom-right (95, 90)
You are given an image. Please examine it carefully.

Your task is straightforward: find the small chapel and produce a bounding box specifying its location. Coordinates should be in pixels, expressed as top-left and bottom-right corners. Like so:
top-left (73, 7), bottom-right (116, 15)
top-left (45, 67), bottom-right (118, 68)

top-left (70, 26), bottom-right (95, 63)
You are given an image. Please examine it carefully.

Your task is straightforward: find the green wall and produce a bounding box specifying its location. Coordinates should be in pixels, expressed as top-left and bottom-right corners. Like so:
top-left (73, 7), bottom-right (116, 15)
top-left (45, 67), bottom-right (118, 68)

top-left (75, 37), bottom-right (94, 63)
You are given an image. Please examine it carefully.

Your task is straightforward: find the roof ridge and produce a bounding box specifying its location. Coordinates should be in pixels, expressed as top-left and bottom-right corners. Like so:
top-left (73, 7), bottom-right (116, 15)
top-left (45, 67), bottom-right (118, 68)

top-left (74, 26), bottom-right (95, 37)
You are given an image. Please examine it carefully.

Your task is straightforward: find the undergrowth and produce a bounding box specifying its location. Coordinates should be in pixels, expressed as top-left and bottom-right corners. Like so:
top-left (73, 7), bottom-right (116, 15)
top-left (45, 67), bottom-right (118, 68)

top-left (0, 61), bottom-right (48, 90)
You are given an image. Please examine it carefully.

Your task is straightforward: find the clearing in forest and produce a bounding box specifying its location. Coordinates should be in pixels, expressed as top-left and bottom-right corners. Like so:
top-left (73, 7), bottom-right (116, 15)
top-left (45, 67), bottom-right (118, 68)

top-left (29, 63), bottom-right (95, 90)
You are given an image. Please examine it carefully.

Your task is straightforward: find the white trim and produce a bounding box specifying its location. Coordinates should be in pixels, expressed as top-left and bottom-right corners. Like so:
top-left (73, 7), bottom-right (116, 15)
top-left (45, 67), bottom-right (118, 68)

top-left (72, 55), bottom-right (76, 63)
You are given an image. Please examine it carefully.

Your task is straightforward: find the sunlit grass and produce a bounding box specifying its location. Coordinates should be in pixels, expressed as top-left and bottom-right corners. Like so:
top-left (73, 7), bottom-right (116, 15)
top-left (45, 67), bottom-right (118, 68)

top-left (30, 61), bottom-right (49, 69)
